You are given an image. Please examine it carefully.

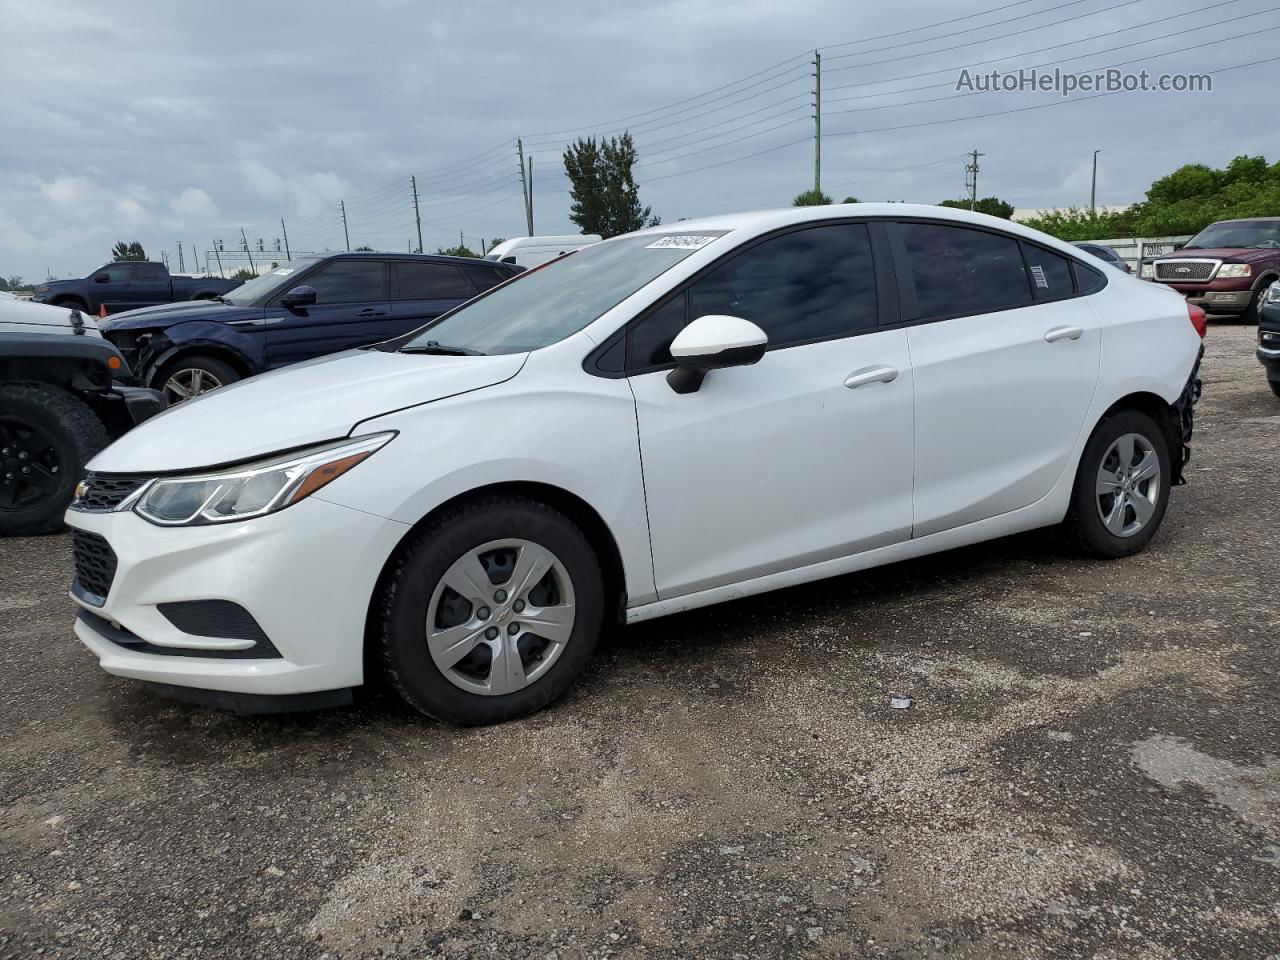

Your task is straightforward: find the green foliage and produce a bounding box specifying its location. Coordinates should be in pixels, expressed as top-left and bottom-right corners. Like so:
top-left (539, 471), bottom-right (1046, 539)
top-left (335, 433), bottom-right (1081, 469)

top-left (484, 238), bottom-right (505, 253)
top-left (938, 197), bottom-right (1015, 219)
top-left (111, 241), bottom-right (146, 261)
top-left (354, 245), bottom-right (375, 252)
top-left (1022, 155), bottom-right (1280, 240)
top-left (0, 276), bottom-right (9, 292)
top-left (436, 244), bottom-right (480, 258)
top-left (563, 132), bottom-right (659, 238)
top-left (841, 196), bottom-right (859, 204)
top-left (793, 189), bottom-right (833, 206)
top-left (2, 275), bottom-right (24, 292)
top-left (230, 268), bottom-right (258, 280)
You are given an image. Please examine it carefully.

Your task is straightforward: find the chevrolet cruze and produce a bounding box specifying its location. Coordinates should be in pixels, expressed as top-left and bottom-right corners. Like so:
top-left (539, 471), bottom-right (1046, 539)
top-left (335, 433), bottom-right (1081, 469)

top-left (65, 205), bottom-right (1204, 725)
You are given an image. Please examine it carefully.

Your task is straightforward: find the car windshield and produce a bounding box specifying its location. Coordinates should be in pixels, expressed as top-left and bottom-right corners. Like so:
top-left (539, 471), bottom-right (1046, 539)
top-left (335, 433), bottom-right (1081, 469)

top-left (1183, 222), bottom-right (1280, 249)
top-left (223, 259), bottom-right (320, 305)
top-left (401, 232), bottom-right (725, 355)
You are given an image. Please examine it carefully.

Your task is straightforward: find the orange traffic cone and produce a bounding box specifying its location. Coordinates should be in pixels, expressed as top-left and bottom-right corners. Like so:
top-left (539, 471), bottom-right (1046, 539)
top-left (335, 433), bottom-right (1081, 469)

top-left (98, 303), bottom-right (107, 318)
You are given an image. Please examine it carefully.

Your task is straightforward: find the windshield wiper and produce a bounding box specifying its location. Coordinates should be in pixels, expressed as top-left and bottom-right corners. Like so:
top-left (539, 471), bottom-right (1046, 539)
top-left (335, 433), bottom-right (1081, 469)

top-left (400, 340), bottom-right (486, 356)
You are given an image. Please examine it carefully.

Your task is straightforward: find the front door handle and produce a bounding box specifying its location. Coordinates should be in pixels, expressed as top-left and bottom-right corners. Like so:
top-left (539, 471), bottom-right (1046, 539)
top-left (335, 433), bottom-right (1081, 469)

top-left (844, 365), bottom-right (899, 389)
top-left (1044, 325), bottom-right (1084, 343)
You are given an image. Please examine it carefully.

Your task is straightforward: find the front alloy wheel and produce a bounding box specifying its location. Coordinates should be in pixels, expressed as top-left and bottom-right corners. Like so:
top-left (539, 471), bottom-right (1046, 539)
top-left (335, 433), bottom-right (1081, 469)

top-left (427, 539), bottom-right (576, 696)
top-left (379, 497), bottom-right (604, 725)
top-left (163, 366), bottom-right (223, 402)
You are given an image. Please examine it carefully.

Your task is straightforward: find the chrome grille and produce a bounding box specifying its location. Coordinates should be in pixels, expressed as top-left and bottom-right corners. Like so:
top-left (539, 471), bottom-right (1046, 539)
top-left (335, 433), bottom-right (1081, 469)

top-left (1154, 259), bottom-right (1219, 283)
top-left (71, 473), bottom-right (148, 512)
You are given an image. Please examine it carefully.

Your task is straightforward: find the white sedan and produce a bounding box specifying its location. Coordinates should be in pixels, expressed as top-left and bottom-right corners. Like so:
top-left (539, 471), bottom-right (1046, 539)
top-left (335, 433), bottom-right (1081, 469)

top-left (65, 204), bottom-right (1204, 724)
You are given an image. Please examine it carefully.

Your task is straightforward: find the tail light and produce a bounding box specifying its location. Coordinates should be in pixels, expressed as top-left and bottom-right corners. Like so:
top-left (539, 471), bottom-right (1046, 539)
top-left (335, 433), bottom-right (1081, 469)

top-left (1187, 302), bottom-right (1207, 339)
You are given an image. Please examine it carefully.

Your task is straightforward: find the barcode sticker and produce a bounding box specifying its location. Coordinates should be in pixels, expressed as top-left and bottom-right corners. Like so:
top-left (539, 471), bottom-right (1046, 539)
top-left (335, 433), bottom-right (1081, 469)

top-left (1030, 264), bottom-right (1049, 289)
top-left (645, 235), bottom-right (719, 250)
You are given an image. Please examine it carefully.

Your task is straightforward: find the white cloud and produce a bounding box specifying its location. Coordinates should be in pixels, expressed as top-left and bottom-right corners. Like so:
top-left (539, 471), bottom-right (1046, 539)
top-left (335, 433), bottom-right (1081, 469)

top-left (171, 186), bottom-right (218, 219)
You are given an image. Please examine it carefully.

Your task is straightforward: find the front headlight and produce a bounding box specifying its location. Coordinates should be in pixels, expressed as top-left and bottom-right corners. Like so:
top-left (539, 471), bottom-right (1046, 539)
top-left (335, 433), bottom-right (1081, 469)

top-left (1217, 263), bottom-right (1251, 278)
top-left (1266, 282), bottom-right (1280, 303)
top-left (133, 433), bottom-right (394, 526)
top-left (1140, 263), bottom-right (1155, 278)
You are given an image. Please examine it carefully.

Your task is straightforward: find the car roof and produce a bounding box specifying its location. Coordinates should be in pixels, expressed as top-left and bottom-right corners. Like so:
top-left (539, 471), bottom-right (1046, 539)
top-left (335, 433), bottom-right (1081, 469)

top-left (625, 202), bottom-right (1087, 256)
top-left (1212, 217), bottom-right (1280, 225)
top-left (314, 252), bottom-right (505, 266)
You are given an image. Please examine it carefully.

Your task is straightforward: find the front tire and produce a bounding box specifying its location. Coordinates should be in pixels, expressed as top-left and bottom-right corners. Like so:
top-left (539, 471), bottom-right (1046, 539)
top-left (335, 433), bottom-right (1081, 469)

top-left (1269, 380), bottom-right (1280, 399)
top-left (378, 497), bottom-right (604, 725)
top-left (154, 355), bottom-right (239, 403)
top-left (0, 384), bottom-right (108, 536)
top-left (1064, 409), bottom-right (1172, 558)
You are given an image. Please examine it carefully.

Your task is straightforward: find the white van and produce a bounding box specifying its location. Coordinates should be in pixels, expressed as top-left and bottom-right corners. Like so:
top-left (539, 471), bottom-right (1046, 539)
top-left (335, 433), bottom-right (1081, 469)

top-left (485, 235), bottom-right (601, 269)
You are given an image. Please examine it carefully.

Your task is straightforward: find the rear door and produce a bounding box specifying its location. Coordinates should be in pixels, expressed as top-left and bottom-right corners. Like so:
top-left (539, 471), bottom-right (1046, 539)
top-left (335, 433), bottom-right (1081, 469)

top-left (388, 261), bottom-right (476, 338)
top-left (890, 220), bottom-right (1102, 537)
top-left (263, 258), bottom-right (390, 367)
top-left (131, 262), bottom-right (171, 307)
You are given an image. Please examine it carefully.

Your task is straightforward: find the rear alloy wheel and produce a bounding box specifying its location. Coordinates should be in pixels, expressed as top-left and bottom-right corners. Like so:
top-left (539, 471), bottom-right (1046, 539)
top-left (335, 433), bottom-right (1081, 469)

top-left (0, 384), bottom-right (107, 536)
top-left (1270, 380), bottom-right (1280, 399)
top-left (1065, 409), bottom-right (1171, 558)
top-left (379, 498), bottom-right (603, 725)
top-left (155, 355), bottom-right (239, 403)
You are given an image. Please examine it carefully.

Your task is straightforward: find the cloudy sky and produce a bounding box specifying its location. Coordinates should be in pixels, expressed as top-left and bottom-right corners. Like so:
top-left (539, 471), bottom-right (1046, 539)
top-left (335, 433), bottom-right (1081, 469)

top-left (1, 0), bottom-right (1275, 281)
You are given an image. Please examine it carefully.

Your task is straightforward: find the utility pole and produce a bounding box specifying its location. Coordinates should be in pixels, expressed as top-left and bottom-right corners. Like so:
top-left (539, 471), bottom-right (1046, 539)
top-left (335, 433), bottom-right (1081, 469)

top-left (177, 241), bottom-right (184, 273)
top-left (812, 50), bottom-right (822, 195)
top-left (517, 138), bottom-right (533, 236)
top-left (240, 226), bottom-right (256, 273)
top-left (527, 156), bottom-right (534, 235)
top-left (411, 175), bottom-right (424, 253)
top-left (212, 239), bottom-right (224, 278)
top-left (339, 200), bottom-right (351, 251)
top-left (965, 150), bottom-right (985, 211)
top-left (280, 218), bottom-right (291, 260)
top-left (1090, 149), bottom-right (1100, 215)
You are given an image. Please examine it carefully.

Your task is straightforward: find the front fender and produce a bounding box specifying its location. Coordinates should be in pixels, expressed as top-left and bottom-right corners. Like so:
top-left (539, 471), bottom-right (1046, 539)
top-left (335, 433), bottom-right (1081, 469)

top-left (141, 320), bottom-right (265, 384)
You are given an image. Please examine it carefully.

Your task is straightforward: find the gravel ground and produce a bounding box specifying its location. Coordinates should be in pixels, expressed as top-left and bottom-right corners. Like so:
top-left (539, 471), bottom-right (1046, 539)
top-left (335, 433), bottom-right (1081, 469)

top-left (1, 324), bottom-right (1277, 960)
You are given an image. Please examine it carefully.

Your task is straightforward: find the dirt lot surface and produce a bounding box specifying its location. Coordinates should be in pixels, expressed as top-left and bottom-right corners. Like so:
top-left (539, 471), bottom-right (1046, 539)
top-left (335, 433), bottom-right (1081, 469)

top-left (1, 324), bottom-right (1277, 960)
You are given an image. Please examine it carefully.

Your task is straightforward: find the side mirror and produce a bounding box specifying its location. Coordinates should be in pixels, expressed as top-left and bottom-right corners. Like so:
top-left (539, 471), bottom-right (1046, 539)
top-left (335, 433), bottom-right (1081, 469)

top-left (281, 285), bottom-right (317, 308)
top-left (666, 314), bottom-right (768, 394)
top-left (93, 273), bottom-right (110, 283)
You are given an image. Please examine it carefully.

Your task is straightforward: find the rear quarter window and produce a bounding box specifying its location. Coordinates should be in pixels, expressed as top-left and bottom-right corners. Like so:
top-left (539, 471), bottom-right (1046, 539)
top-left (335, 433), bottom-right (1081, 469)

top-left (1074, 261), bottom-right (1108, 295)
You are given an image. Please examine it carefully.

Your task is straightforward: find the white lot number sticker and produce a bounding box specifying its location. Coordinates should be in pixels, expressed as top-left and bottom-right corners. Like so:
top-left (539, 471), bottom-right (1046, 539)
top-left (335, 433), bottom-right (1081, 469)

top-left (646, 235), bottom-right (719, 250)
top-left (1029, 264), bottom-right (1049, 289)
top-left (274, 268), bottom-right (295, 276)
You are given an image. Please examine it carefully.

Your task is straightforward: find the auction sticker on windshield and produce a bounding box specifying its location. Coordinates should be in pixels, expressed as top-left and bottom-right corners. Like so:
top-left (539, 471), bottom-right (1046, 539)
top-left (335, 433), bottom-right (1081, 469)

top-left (645, 235), bottom-right (720, 249)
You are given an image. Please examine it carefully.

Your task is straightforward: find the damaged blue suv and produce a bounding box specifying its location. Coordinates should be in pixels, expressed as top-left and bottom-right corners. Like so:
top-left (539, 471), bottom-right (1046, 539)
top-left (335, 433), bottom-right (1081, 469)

top-left (100, 252), bottom-right (522, 402)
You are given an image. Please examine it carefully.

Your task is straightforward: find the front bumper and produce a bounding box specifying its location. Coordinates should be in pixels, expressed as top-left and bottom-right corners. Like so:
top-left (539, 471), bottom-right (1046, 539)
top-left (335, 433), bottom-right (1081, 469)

top-left (66, 496), bottom-right (409, 706)
top-left (1259, 329), bottom-right (1280, 379)
top-left (1155, 279), bottom-right (1255, 314)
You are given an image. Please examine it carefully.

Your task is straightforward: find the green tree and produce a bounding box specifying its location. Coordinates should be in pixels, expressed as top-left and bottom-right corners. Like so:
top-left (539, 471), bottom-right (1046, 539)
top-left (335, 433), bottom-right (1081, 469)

top-left (0, 276), bottom-right (9, 292)
top-left (939, 197), bottom-right (1015, 219)
top-left (4, 275), bottom-right (24, 292)
top-left (111, 241), bottom-right (147, 261)
top-left (841, 196), bottom-right (859, 204)
top-left (230, 268), bottom-right (258, 280)
top-left (563, 132), bottom-right (659, 238)
top-left (484, 238), bottom-right (505, 254)
top-left (1017, 207), bottom-right (1135, 241)
top-left (793, 189), bottom-right (833, 206)
top-left (436, 244), bottom-right (479, 258)
top-left (354, 245), bottom-right (375, 252)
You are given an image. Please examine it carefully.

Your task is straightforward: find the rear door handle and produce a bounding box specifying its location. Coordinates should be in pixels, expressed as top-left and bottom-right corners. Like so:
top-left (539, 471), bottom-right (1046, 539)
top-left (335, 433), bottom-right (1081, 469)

top-left (1044, 325), bottom-right (1084, 342)
top-left (844, 365), bottom-right (899, 389)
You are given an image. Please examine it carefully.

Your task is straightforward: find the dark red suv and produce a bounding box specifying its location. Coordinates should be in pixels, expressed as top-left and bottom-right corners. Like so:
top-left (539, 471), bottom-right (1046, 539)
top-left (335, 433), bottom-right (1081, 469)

top-left (1142, 218), bottom-right (1280, 323)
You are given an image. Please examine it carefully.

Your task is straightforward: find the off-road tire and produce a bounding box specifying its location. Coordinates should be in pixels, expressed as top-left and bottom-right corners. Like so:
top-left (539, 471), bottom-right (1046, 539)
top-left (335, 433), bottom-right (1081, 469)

top-left (378, 496), bottom-right (604, 725)
top-left (0, 384), bottom-right (108, 536)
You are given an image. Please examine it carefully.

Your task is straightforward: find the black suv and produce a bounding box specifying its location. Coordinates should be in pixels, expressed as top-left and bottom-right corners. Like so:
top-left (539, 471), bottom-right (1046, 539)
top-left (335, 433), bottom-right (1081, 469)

top-left (98, 253), bottom-right (523, 402)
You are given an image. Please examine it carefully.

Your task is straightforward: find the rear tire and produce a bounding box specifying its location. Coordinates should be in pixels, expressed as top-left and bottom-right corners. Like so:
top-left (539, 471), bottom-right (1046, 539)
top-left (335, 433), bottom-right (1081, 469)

top-left (378, 497), bottom-right (604, 725)
top-left (1269, 380), bottom-right (1280, 399)
top-left (154, 355), bottom-right (239, 403)
top-left (1064, 409), bottom-right (1172, 558)
top-left (0, 384), bottom-right (108, 536)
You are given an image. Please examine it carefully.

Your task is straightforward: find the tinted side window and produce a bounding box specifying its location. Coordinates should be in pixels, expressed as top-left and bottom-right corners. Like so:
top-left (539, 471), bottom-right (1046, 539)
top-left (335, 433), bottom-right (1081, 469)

top-left (1074, 261), bottom-right (1108, 295)
top-left (687, 223), bottom-right (877, 349)
top-left (628, 294), bottom-right (687, 369)
top-left (135, 263), bottom-right (165, 281)
top-left (304, 260), bottom-right (387, 304)
top-left (102, 264), bottom-right (132, 282)
top-left (397, 262), bottom-right (472, 299)
top-left (1023, 244), bottom-right (1074, 301)
top-left (462, 264), bottom-right (506, 294)
top-left (900, 223), bottom-right (1031, 320)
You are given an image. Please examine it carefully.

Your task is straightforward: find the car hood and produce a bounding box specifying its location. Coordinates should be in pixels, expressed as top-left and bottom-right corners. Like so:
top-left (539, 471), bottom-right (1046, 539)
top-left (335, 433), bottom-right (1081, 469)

top-left (89, 347), bottom-right (528, 473)
top-left (101, 299), bottom-right (254, 329)
top-left (0, 298), bottom-right (101, 334)
top-left (1161, 247), bottom-right (1278, 263)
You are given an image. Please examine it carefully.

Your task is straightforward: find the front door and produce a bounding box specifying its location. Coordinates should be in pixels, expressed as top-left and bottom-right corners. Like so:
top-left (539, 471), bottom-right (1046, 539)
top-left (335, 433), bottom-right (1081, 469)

top-left (628, 222), bottom-right (915, 599)
top-left (264, 258), bottom-right (391, 368)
